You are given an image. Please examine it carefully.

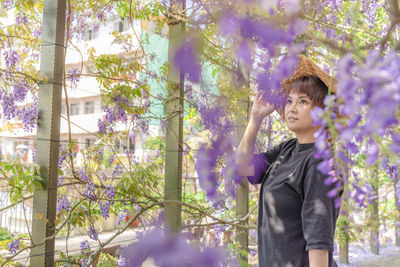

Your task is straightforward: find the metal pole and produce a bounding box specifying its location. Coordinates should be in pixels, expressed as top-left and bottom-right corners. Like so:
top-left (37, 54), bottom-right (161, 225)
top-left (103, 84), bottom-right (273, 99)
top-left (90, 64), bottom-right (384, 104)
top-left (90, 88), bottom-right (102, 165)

top-left (164, 0), bottom-right (185, 233)
top-left (30, 0), bottom-right (66, 265)
top-left (369, 170), bottom-right (379, 255)
top-left (339, 178), bottom-right (349, 264)
top-left (338, 210), bottom-right (349, 264)
top-left (395, 183), bottom-right (400, 247)
top-left (235, 67), bottom-right (250, 261)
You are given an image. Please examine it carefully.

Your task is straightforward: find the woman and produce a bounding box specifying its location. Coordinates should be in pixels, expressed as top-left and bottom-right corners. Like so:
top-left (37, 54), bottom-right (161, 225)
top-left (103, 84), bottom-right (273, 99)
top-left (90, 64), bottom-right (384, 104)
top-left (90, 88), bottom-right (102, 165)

top-left (236, 55), bottom-right (341, 267)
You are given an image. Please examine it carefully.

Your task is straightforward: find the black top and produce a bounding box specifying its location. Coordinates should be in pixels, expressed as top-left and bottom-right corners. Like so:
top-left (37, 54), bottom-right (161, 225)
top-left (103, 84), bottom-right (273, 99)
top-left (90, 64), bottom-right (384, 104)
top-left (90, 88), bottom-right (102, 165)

top-left (248, 138), bottom-right (340, 267)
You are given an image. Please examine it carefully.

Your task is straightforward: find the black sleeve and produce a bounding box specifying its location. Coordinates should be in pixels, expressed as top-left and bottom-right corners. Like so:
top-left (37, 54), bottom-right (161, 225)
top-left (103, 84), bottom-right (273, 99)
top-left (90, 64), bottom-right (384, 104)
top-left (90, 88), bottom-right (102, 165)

top-left (301, 162), bottom-right (340, 251)
top-left (247, 141), bottom-right (286, 185)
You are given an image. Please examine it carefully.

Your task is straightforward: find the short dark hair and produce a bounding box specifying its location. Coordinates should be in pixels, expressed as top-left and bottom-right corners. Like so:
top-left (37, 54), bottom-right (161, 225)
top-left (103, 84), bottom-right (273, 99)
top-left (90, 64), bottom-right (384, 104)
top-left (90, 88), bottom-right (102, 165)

top-left (286, 75), bottom-right (329, 107)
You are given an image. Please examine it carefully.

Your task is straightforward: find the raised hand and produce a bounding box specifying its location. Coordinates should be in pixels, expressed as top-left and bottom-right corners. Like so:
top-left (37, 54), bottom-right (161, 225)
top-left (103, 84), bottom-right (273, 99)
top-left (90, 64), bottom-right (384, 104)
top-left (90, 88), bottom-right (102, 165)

top-left (250, 91), bottom-right (275, 123)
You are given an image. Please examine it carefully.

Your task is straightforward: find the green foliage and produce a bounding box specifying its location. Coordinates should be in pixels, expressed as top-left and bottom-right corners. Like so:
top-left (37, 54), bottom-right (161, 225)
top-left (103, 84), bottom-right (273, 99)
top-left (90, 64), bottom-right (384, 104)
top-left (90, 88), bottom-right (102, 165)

top-left (0, 161), bottom-right (43, 202)
top-left (0, 255), bottom-right (18, 267)
top-left (144, 136), bottom-right (165, 154)
top-left (225, 242), bottom-right (250, 267)
top-left (335, 215), bottom-right (358, 246)
top-left (96, 253), bottom-right (118, 267)
top-left (116, 0), bottom-right (165, 21)
top-left (1, 1), bottom-right (400, 265)
top-left (0, 228), bottom-right (12, 242)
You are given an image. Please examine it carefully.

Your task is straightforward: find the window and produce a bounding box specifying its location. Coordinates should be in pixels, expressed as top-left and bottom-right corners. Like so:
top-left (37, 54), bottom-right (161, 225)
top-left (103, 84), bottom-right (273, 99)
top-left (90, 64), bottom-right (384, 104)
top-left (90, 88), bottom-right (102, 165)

top-left (128, 139), bottom-right (135, 153)
top-left (85, 26), bottom-right (99, 41)
top-left (61, 104), bottom-right (66, 114)
top-left (86, 65), bottom-right (95, 74)
top-left (85, 101), bottom-right (94, 114)
top-left (100, 100), bottom-right (106, 112)
top-left (114, 138), bottom-right (135, 153)
top-left (70, 103), bottom-right (80, 115)
top-left (85, 138), bottom-right (96, 148)
top-left (16, 113), bottom-right (22, 121)
top-left (114, 19), bottom-right (129, 33)
top-left (88, 29), bottom-right (92, 40)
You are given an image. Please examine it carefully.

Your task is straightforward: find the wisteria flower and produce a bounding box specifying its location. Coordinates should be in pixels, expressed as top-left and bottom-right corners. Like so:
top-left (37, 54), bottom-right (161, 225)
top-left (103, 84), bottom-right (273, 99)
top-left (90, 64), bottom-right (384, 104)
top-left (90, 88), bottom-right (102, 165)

top-left (4, 49), bottom-right (20, 69)
top-left (174, 38), bottom-right (201, 83)
top-left (7, 239), bottom-right (19, 254)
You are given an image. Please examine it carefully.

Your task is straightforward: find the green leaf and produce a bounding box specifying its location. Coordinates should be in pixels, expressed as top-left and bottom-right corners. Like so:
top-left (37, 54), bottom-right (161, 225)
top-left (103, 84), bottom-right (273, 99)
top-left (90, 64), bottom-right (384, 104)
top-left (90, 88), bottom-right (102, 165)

top-left (32, 180), bottom-right (43, 190)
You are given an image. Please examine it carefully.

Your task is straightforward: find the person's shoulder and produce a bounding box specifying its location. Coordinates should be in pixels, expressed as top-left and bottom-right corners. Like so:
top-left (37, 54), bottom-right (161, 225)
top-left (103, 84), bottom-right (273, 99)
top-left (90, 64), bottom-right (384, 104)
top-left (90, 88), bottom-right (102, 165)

top-left (278, 138), bottom-right (297, 150)
top-left (293, 144), bottom-right (321, 167)
top-left (303, 152), bottom-right (326, 174)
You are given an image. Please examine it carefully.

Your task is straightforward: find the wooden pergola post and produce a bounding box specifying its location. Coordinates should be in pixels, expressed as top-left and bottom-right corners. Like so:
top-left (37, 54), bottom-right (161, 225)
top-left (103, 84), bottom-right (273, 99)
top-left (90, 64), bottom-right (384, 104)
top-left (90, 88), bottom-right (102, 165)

top-left (369, 170), bottom-right (379, 255)
top-left (164, 0), bottom-right (185, 233)
top-left (30, 0), bottom-right (66, 265)
top-left (235, 66), bottom-right (251, 262)
top-left (395, 183), bottom-right (400, 247)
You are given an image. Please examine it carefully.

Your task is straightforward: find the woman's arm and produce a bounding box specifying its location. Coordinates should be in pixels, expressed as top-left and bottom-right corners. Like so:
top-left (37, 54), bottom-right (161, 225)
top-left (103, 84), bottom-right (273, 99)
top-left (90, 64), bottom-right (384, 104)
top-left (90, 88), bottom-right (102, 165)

top-left (309, 249), bottom-right (328, 267)
top-left (235, 92), bottom-right (274, 177)
top-left (236, 118), bottom-right (263, 176)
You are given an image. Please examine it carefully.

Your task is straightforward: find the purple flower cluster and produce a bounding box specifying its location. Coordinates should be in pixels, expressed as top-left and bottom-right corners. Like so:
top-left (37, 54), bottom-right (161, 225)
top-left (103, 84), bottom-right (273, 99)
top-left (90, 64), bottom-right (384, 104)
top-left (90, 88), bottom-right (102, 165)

top-left (383, 159), bottom-right (400, 208)
top-left (117, 257), bottom-right (127, 266)
top-left (174, 38), bottom-right (202, 83)
top-left (0, 79), bottom-right (37, 131)
top-left (107, 154), bottom-right (115, 166)
top-left (98, 102), bottom-right (129, 134)
top-left (100, 185), bottom-right (115, 219)
top-left (57, 194), bottom-right (71, 213)
top-left (3, 0), bottom-right (13, 8)
top-left (7, 239), bottom-right (19, 254)
top-left (112, 165), bottom-right (123, 177)
top-left (238, 17), bottom-right (294, 50)
top-left (336, 52), bottom-right (400, 144)
top-left (97, 119), bottom-right (108, 135)
top-left (0, 91), bottom-right (18, 120)
top-left (32, 149), bottom-right (36, 163)
top-left (193, 6), bottom-right (306, 200)
top-left (84, 182), bottom-right (96, 200)
top-left (79, 240), bottom-right (90, 266)
top-left (195, 145), bottom-right (219, 198)
top-left (257, 51), bottom-right (300, 107)
top-left (68, 68), bottom-right (81, 88)
top-left (361, 0), bottom-right (380, 26)
top-left (311, 95), bottom-right (343, 208)
top-left (105, 185), bottom-right (116, 200)
top-left (122, 229), bottom-right (225, 267)
top-left (58, 147), bottom-right (68, 168)
top-left (350, 175), bottom-right (374, 209)
top-left (80, 258), bottom-right (89, 267)
top-left (88, 224), bottom-right (98, 240)
top-left (309, 50), bottom-right (400, 210)
top-left (33, 27), bottom-right (42, 38)
top-left (80, 168), bottom-right (96, 200)
top-left (12, 80), bottom-right (28, 102)
top-left (221, 151), bottom-right (242, 197)
top-left (57, 175), bottom-right (64, 187)
top-left (80, 240), bottom-right (90, 252)
top-left (198, 104), bottom-right (231, 136)
top-left (117, 212), bottom-right (127, 225)
top-left (19, 103), bottom-right (38, 132)
top-left (195, 102), bottom-right (239, 199)
top-left (16, 12), bottom-right (29, 25)
top-left (4, 49), bottom-right (20, 69)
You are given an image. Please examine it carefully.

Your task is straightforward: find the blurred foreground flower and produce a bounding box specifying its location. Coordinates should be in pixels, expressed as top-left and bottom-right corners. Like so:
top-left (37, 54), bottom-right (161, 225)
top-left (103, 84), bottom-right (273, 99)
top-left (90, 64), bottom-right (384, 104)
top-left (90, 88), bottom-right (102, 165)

top-left (174, 38), bottom-right (201, 83)
top-left (122, 229), bottom-right (226, 267)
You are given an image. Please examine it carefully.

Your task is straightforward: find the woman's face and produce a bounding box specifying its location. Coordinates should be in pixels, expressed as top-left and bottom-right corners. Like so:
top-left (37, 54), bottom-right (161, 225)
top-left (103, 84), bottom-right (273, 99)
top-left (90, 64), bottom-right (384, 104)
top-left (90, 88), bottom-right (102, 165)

top-left (284, 91), bottom-right (317, 136)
